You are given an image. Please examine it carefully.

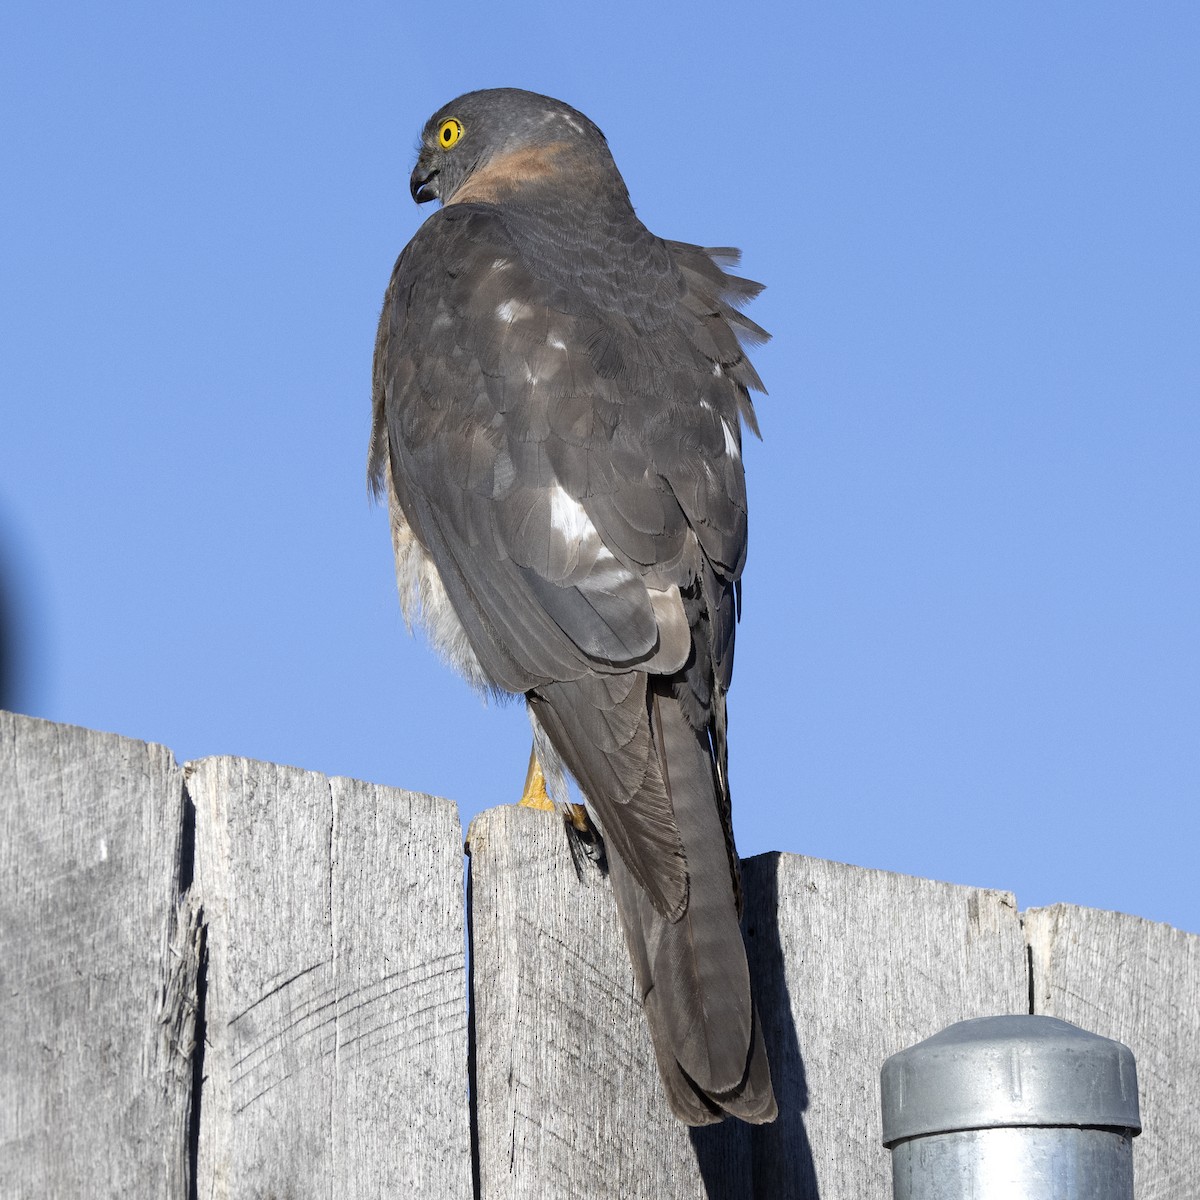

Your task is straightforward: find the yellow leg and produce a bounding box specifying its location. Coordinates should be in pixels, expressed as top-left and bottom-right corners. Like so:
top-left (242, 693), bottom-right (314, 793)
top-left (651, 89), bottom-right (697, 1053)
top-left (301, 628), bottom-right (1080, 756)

top-left (518, 746), bottom-right (555, 810)
top-left (517, 746), bottom-right (594, 837)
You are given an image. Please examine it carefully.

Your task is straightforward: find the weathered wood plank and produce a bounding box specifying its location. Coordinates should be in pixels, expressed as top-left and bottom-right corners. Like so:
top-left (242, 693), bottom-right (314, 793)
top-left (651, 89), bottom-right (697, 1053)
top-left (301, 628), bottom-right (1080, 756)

top-left (468, 809), bottom-right (1028, 1199)
top-left (468, 804), bottom-right (751, 1199)
top-left (189, 757), bottom-right (471, 1199)
top-left (0, 711), bottom-right (197, 1199)
top-left (1025, 904), bottom-right (1200, 1200)
top-left (22, 713), bottom-right (1198, 1199)
top-left (742, 853), bottom-right (1028, 1199)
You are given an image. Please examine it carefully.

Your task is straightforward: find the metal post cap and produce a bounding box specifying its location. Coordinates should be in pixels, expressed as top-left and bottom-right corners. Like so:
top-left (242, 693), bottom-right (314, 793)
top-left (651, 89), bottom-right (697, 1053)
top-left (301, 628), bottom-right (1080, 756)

top-left (881, 1015), bottom-right (1141, 1147)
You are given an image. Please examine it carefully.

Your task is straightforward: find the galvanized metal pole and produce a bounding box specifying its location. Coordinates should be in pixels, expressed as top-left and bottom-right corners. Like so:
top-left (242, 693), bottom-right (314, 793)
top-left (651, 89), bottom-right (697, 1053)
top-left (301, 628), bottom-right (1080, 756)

top-left (881, 1015), bottom-right (1141, 1199)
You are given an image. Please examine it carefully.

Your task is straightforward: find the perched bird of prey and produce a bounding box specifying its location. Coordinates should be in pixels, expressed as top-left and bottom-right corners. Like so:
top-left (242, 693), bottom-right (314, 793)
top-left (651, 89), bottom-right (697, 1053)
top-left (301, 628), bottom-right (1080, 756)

top-left (370, 88), bottom-right (775, 1125)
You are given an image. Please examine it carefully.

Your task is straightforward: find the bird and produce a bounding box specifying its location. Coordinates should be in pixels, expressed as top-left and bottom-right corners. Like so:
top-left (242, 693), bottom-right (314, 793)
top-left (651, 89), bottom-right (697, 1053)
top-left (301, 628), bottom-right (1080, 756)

top-left (370, 87), bottom-right (776, 1125)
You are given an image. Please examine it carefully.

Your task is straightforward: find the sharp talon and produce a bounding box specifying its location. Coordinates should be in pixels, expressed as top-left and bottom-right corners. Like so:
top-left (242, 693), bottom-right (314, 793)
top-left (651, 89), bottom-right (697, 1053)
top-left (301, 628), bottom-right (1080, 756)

top-left (563, 803), bottom-right (606, 877)
top-left (518, 750), bottom-right (555, 811)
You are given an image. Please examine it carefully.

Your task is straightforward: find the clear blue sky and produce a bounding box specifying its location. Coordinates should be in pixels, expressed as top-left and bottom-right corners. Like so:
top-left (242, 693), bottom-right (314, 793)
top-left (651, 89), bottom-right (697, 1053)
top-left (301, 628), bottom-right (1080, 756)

top-left (2, 2), bottom-right (1196, 934)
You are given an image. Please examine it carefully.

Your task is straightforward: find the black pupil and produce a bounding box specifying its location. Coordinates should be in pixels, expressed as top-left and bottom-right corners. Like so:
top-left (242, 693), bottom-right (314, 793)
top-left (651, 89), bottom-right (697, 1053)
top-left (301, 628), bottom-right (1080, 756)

top-left (443, 126), bottom-right (452, 142)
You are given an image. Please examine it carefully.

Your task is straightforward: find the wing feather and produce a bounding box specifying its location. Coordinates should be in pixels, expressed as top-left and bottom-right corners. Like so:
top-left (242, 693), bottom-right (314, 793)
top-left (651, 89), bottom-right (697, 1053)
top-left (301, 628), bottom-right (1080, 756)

top-left (373, 200), bottom-right (766, 912)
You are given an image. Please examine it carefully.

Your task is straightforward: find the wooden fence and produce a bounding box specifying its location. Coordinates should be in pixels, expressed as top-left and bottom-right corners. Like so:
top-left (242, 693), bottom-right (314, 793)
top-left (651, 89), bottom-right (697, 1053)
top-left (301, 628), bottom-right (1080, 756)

top-left (2, 709), bottom-right (1197, 1199)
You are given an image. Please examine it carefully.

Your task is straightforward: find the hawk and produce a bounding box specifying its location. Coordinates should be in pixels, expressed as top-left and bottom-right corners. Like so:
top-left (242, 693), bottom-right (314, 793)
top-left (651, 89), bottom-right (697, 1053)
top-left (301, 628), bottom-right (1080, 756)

top-left (370, 88), bottom-right (776, 1125)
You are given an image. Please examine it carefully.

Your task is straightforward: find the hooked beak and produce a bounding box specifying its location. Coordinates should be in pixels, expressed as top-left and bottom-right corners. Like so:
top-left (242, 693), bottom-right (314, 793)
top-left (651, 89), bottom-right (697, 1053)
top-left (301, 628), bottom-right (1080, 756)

top-left (410, 152), bottom-right (440, 204)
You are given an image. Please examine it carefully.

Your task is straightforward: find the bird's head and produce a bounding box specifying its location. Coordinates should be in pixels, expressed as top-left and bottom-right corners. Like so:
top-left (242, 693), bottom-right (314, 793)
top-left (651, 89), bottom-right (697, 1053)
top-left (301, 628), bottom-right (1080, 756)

top-left (409, 88), bottom-right (620, 208)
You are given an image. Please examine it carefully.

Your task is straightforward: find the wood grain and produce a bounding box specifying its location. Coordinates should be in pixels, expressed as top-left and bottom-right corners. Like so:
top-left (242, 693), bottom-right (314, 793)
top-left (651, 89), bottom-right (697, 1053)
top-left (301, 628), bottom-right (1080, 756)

top-left (467, 807), bottom-right (1027, 1199)
top-left (468, 804), bottom-right (750, 1199)
top-left (1025, 903), bottom-right (1199, 1200)
top-left (189, 756), bottom-right (471, 1199)
top-left (0, 711), bottom-right (197, 1199)
top-left (7, 712), bottom-right (1196, 1199)
top-left (742, 852), bottom-right (1028, 1199)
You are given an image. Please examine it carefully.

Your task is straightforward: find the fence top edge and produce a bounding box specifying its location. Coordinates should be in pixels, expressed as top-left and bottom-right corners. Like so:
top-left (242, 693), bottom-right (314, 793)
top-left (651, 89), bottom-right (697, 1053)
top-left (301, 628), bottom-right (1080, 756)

top-left (11, 716), bottom-right (1193, 939)
top-left (2, 708), bottom-right (181, 771)
top-left (1023, 901), bottom-right (1199, 942)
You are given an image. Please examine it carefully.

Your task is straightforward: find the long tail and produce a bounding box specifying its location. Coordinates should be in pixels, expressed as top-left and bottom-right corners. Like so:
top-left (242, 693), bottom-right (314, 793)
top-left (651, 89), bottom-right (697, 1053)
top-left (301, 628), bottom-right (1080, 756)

top-left (613, 689), bottom-right (775, 1124)
top-left (529, 676), bottom-right (776, 1124)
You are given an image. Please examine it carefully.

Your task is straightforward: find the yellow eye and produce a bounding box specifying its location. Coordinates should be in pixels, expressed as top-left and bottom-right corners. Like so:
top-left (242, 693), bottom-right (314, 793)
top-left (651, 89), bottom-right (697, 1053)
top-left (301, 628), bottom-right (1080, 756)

top-left (437, 118), bottom-right (463, 150)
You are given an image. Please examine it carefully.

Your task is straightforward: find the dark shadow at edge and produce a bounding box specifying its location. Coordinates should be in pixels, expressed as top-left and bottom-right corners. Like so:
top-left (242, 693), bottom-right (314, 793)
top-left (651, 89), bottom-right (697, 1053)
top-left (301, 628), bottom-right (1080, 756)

top-left (180, 785), bottom-right (207, 1200)
top-left (187, 920), bottom-right (209, 1200)
top-left (465, 851), bottom-right (483, 1199)
top-left (688, 851), bottom-right (821, 1199)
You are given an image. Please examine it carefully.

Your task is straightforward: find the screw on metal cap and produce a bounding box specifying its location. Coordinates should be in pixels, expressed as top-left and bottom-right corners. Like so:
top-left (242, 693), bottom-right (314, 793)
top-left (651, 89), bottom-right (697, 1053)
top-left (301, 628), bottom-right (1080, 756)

top-left (881, 1015), bottom-right (1141, 1147)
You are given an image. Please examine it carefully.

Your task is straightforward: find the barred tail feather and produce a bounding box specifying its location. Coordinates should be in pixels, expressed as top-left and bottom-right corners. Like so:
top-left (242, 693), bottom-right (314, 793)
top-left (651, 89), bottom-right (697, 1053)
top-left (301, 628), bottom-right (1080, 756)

top-left (608, 690), bottom-right (776, 1124)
